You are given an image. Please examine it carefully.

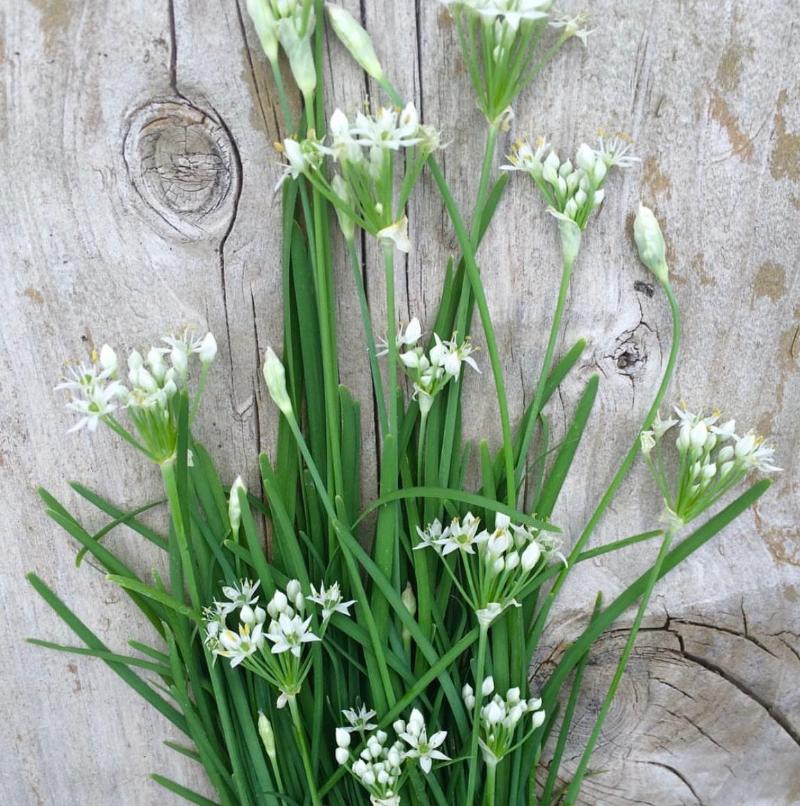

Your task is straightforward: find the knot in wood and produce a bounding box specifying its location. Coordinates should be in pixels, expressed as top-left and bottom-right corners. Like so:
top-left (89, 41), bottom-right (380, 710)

top-left (124, 99), bottom-right (239, 240)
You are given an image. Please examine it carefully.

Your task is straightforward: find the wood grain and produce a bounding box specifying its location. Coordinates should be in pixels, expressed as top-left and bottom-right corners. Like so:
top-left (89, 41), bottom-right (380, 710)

top-left (1, 1), bottom-right (798, 804)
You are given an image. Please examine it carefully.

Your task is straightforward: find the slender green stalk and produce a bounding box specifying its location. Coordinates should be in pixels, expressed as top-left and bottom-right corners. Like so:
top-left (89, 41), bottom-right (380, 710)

top-left (517, 249), bottom-right (578, 488)
top-left (465, 624), bottom-right (489, 806)
top-left (528, 284), bottom-right (681, 650)
top-left (288, 695), bottom-right (322, 806)
top-left (346, 238), bottom-right (388, 437)
top-left (562, 524), bottom-right (678, 804)
top-left (160, 460), bottom-right (199, 611)
top-left (484, 760), bottom-right (497, 806)
top-left (428, 159), bottom-right (516, 507)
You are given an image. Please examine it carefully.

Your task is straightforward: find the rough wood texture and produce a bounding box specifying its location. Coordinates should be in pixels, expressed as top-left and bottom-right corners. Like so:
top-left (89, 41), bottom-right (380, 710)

top-left (2, 1), bottom-right (798, 804)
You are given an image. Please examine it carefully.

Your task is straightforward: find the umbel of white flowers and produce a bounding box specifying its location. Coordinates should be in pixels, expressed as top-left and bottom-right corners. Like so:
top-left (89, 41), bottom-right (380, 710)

top-left (641, 404), bottom-right (780, 528)
top-left (335, 706), bottom-right (449, 804)
top-left (415, 511), bottom-right (564, 629)
top-left (439, 0), bottom-right (592, 123)
top-left (274, 103), bottom-right (442, 252)
top-left (380, 317), bottom-right (479, 416)
top-left (462, 676), bottom-right (546, 765)
top-left (204, 577), bottom-right (354, 707)
top-left (55, 330), bottom-right (217, 463)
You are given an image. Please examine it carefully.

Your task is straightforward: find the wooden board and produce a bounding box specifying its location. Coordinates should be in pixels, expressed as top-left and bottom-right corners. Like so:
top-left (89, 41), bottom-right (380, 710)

top-left (1, 1), bottom-right (798, 803)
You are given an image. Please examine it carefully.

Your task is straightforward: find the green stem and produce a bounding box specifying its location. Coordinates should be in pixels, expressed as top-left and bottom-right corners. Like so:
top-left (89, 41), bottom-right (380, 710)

top-left (465, 624), bottom-right (489, 806)
top-left (288, 695), bottom-right (322, 806)
top-left (484, 759), bottom-right (497, 806)
top-left (160, 459), bottom-right (200, 611)
top-left (516, 249), bottom-right (577, 488)
top-left (428, 159), bottom-right (516, 507)
top-left (528, 282), bottom-right (681, 650)
top-left (346, 238), bottom-right (388, 437)
top-left (563, 524), bottom-right (678, 805)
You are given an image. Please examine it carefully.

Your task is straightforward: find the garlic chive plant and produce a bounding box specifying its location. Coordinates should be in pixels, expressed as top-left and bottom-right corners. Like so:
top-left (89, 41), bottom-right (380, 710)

top-left (29, 7), bottom-right (779, 806)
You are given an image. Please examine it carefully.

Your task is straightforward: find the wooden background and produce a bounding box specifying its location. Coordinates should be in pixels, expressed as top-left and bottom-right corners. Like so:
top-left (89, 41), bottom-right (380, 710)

top-left (2, 1), bottom-right (798, 803)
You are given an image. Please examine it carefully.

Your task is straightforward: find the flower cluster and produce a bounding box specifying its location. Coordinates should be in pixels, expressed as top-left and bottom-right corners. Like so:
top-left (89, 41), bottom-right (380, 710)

top-left (382, 318), bottom-right (479, 416)
top-left (276, 103), bottom-right (442, 251)
top-left (336, 707), bottom-right (448, 804)
top-left (204, 577), bottom-right (353, 707)
top-left (462, 676), bottom-right (546, 765)
top-left (415, 512), bottom-right (563, 628)
top-left (641, 405), bottom-right (780, 526)
top-left (246, 0), bottom-right (316, 95)
top-left (440, 1), bottom-right (588, 122)
top-left (56, 331), bottom-right (217, 462)
top-left (502, 137), bottom-right (638, 231)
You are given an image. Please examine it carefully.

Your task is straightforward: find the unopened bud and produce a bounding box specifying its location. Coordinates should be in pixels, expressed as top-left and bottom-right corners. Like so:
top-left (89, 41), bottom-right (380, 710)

top-left (247, 0), bottom-right (279, 63)
top-left (263, 347), bottom-right (293, 415)
top-left (258, 712), bottom-right (276, 760)
top-left (327, 4), bottom-right (384, 80)
top-left (228, 475), bottom-right (247, 539)
top-left (401, 583), bottom-right (417, 618)
top-left (633, 204), bottom-right (669, 285)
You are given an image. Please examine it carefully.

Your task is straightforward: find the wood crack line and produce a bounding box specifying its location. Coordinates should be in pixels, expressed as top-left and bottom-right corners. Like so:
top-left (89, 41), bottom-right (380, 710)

top-left (633, 760), bottom-right (704, 806)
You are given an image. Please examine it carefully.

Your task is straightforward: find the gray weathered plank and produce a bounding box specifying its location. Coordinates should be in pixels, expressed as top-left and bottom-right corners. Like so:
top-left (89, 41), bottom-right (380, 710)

top-left (1, 1), bottom-right (798, 804)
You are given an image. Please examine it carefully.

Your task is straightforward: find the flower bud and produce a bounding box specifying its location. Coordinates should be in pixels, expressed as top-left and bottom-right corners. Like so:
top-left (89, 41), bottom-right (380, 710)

top-left (326, 4), bottom-right (384, 80)
top-left (263, 347), bottom-right (293, 415)
top-left (331, 174), bottom-right (355, 242)
top-left (99, 344), bottom-right (118, 374)
top-left (521, 541), bottom-right (541, 572)
top-left (336, 727), bottom-right (351, 748)
top-left (247, 0), bottom-right (279, 62)
top-left (198, 332), bottom-right (218, 364)
top-left (335, 747), bottom-right (350, 765)
top-left (481, 676), bottom-right (495, 697)
top-left (228, 475), bottom-right (247, 539)
top-left (286, 579), bottom-right (301, 602)
top-left (401, 583), bottom-right (417, 617)
top-left (633, 204), bottom-right (669, 285)
top-left (258, 711), bottom-right (277, 759)
top-left (531, 709), bottom-right (546, 728)
top-left (240, 604), bottom-right (255, 625)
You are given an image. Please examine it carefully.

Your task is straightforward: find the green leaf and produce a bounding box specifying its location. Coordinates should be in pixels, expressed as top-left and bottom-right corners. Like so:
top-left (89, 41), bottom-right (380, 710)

top-left (535, 375), bottom-right (598, 517)
top-left (26, 574), bottom-right (187, 734)
top-left (356, 486), bottom-right (559, 532)
top-left (151, 774), bottom-right (221, 806)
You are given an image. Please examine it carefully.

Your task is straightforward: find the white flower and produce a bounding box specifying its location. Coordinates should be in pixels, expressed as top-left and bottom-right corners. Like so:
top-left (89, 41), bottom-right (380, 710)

top-left (398, 709), bottom-right (449, 774)
top-left (414, 518), bottom-right (445, 552)
top-left (438, 512), bottom-right (481, 555)
top-left (734, 432), bottom-right (781, 473)
top-left (377, 216), bottom-right (411, 253)
top-left (275, 135), bottom-right (328, 189)
top-left (64, 379), bottom-right (125, 432)
top-left (219, 578), bottom-right (261, 615)
top-left (653, 411), bottom-right (678, 439)
top-left (308, 581), bottom-right (356, 620)
top-left (500, 137), bottom-right (550, 176)
top-left (265, 612), bottom-right (320, 657)
top-left (640, 430), bottom-right (656, 456)
top-left (217, 621), bottom-right (265, 667)
top-left (595, 137), bottom-right (640, 169)
top-left (351, 104), bottom-right (422, 151)
top-left (549, 11), bottom-right (593, 46)
top-left (429, 333), bottom-right (480, 378)
top-left (329, 108), bottom-right (363, 164)
top-left (342, 704), bottom-right (378, 733)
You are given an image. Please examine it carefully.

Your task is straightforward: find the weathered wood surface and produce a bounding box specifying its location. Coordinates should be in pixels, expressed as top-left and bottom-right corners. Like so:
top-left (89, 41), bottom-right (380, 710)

top-left (1, 1), bottom-right (798, 804)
